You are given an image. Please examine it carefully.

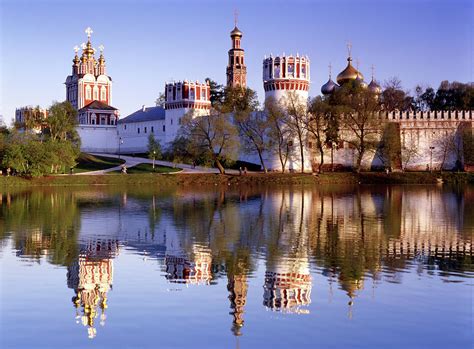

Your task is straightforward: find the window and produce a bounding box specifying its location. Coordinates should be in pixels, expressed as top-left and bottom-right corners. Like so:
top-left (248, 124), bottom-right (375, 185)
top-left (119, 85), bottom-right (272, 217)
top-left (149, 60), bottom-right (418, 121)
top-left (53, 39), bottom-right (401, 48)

top-left (201, 89), bottom-right (206, 100)
top-left (151, 126), bottom-right (154, 133)
top-left (86, 85), bottom-right (92, 100)
top-left (93, 86), bottom-right (99, 100)
top-left (138, 127), bottom-right (140, 134)
top-left (163, 125), bottom-right (165, 132)
top-left (190, 89), bottom-right (195, 100)
top-left (124, 124), bottom-right (127, 130)
top-left (101, 88), bottom-right (106, 101)
top-left (171, 118), bottom-right (173, 125)
top-left (110, 116), bottom-right (116, 125)
top-left (145, 126), bottom-right (147, 133)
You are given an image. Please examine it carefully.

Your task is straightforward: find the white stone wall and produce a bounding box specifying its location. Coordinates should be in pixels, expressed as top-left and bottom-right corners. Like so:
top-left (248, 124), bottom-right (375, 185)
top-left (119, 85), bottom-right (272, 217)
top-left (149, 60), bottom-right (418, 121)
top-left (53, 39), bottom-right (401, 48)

top-left (77, 125), bottom-right (119, 153)
top-left (118, 120), bottom-right (166, 154)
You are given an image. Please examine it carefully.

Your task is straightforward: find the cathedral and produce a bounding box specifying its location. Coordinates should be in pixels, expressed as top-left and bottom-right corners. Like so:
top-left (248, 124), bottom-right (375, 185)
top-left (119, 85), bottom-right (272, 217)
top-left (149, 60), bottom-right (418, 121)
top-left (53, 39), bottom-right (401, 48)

top-left (16, 24), bottom-right (472, 171)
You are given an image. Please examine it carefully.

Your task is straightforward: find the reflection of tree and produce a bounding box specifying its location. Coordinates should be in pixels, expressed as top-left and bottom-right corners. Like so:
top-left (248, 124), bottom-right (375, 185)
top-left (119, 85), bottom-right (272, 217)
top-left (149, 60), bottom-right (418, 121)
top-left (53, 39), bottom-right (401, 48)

top-left (0, 189), bottom-right (81, 266)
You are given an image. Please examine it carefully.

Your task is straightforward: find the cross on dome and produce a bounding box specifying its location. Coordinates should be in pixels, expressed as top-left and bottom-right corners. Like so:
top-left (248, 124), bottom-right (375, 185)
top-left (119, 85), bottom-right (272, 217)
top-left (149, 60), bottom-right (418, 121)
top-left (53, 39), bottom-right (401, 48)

top-left (346, 41), bottom-right (352, 58)
top-left (98, 45), bottom-right (104, 53)
top-left (81, 42), bottom-right (86, 50)
top-left (85, 27), bottom-right (93, 38)
top-left (371, 64), bottom-right (375, 79)
top-left (234, 9), bottom-right (239, 27)
top-left (328, 62), bottom-right (332, 78)
top-left (73, 45), bottom-right (79, 53)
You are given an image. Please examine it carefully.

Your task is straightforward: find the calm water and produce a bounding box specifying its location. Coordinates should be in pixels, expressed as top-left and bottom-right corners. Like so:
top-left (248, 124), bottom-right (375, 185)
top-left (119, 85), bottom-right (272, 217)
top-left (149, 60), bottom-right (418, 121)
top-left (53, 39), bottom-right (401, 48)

top-left (0, 185), bottom-right (472, 349)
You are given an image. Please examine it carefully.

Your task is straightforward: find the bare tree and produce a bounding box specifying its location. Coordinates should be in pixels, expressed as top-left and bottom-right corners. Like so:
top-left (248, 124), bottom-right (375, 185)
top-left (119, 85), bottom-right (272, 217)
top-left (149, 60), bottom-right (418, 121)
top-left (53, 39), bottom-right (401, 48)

top-left (283, 91), bottom-right (308, 173)
top-left (435, 132), bottom-right (456, 171)
top-left (265, 97), bottom-right (292, 172)
top-left (333, 83), bottom-right (383, 172)
top-left (307, 96), bottom-right (329, 172)
top-left (234, 110), bottom-right (270, 172)
top-left (400, 131), bottom-right (420, 171)
top-left (180, 109), bottom-right (239, 174)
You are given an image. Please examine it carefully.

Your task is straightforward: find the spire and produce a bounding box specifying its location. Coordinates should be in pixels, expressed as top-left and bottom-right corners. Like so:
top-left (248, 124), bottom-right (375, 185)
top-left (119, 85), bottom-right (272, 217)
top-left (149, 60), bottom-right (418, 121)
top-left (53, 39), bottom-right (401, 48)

top-left (371, 64), bottom-right (375, 80)
top-left (328, 62), bottom-right (332, 79)
top-left (234, 8), bottom-right (238, 27)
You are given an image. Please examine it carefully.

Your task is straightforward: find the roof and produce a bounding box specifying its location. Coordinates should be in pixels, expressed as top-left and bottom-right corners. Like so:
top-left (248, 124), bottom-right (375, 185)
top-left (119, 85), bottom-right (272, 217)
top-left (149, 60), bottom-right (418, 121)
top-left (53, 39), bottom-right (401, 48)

top-left (118, 106), bottom-right (165, 124)
top-left (79, 100), bottom-right (118, 111)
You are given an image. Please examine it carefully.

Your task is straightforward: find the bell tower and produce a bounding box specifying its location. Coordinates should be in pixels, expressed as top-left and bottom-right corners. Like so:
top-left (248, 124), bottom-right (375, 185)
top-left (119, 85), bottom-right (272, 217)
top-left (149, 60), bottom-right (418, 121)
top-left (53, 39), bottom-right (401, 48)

top-left (226, 11), bottom-right (247, 88)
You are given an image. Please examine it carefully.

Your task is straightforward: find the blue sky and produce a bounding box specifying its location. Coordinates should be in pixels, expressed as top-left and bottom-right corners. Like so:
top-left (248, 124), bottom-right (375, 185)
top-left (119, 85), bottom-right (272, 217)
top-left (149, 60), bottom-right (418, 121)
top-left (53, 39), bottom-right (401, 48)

top-left (0, 0), bottom-right (472, 125)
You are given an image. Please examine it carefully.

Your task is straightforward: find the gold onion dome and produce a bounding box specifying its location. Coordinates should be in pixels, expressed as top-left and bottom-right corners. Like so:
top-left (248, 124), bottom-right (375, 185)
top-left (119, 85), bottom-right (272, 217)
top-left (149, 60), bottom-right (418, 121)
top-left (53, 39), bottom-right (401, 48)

top-left (337, 57), bottom-right (363, 85)
top-left (230, 26), bottom-right (243, 37)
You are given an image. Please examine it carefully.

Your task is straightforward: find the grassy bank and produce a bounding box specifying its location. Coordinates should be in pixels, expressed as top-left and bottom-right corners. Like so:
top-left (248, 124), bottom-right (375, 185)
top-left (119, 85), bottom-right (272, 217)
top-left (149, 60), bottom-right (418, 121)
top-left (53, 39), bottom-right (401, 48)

top-left (74, 153), bottom-right (125, 173)
top-left (1, 171), bottom-right (472, 188)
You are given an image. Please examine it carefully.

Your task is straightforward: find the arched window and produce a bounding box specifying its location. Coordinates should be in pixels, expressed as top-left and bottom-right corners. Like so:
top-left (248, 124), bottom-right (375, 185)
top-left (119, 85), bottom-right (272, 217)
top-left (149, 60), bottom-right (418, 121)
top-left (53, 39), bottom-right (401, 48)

top-left (101, 88), bottom-right (107, 101)
top-left (93, 86), bottom-right (99, 100)
top-left (86, 85), bottom-right (92, 100)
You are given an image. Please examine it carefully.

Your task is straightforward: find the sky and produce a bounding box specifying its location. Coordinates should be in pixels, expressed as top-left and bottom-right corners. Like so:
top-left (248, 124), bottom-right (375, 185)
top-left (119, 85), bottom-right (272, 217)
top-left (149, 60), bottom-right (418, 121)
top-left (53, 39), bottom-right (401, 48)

top-left (0, 0), bottom-right (472, 125)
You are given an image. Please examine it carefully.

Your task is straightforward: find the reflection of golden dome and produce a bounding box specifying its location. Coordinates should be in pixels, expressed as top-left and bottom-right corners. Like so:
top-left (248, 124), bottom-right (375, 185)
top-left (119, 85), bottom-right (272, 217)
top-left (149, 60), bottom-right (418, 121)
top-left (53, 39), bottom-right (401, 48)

top-left (337, 57), bottom-right (363, 85)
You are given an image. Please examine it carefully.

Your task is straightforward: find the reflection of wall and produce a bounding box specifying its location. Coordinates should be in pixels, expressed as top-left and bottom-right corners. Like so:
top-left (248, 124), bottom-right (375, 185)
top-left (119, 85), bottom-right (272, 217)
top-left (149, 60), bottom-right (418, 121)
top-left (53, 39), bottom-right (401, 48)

top-left (165, 245), bottom-right (213, 285)
top-left (263, 263), bottom-right (312, 313)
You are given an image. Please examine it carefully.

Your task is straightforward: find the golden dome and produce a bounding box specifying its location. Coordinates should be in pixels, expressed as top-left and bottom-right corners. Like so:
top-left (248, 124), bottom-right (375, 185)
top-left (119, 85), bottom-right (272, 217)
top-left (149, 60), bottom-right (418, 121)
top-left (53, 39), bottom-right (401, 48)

top-left (337, 57), bottom-right (363, 85)
top-left (230, 26), bottom-right (243, 37)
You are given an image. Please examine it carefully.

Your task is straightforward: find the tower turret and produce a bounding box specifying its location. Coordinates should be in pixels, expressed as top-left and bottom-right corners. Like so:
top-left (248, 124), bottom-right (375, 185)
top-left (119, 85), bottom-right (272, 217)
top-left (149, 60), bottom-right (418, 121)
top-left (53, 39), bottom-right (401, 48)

top-left (262, 53), bottom-right (310, 103)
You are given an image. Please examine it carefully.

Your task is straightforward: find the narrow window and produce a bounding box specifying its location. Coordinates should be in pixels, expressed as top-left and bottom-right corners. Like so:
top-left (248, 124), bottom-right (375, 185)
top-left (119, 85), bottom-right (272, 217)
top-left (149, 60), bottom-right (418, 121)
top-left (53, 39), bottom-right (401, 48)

top-left (163, 125), bottom-right (165, 132)
top-left (138, 127), bottom-right (140, 134)
top-left (145, 126), bottom-right (147, 133)
top-left (151, 126), bottom-right (154, 133)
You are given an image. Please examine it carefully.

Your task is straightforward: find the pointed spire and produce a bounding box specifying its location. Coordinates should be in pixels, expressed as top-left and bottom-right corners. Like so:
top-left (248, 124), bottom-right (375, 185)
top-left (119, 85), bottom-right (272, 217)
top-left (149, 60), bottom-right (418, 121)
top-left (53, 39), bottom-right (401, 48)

top-left (371, 64), bottom-right (375, 80)
top-left (346, 41), bottom-right (352, 61)
top-left (328, 62), bottom-right (332, 79)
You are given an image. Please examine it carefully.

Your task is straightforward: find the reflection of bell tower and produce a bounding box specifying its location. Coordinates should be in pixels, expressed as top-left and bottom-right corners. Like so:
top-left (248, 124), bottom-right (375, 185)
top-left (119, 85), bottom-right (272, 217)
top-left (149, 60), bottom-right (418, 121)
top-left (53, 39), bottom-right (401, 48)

top-left (226, 11), bottom-right (247, 88)
top-left (67, 239), bottom-right (118, 339)
top-left (227, 273), bottom-right (248, 336)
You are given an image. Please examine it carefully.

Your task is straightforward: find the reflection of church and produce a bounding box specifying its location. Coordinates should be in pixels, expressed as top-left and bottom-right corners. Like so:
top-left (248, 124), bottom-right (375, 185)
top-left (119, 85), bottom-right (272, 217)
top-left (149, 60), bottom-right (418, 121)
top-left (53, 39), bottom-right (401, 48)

top-left (165, 244), bottom-right (213, 285)
top-left (67, 239), bottom-right (118, 339)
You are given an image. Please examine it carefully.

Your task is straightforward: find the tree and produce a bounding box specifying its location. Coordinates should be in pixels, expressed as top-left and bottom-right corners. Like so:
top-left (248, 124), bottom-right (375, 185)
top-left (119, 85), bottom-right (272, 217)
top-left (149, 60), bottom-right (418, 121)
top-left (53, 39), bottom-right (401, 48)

top-left (307, 96), bottom-right (330, 172)
top-left (147, 133), bottom-right (162, 169)
top-left (205, 78), bottom-right (225, 107)
top-left (400, 131), bottom-right (420, 171)
top-left (265, 97), bottom-right (292, 172)
top-left (435, 133), bottom-right (456, 171)
top-left (155, 93), bottom-right (166, 108)
top-left (376, 123), bottom-right (401, 171)
top-left (180, 109), bottom-right (239, 174)
top-left (332, 81), bottom-right (383, 172)
top-left (381, 77), bottom-right (412, 111)
top-left (23, 105), bottom-right (45, 131)
top-left (46, 101), bottom-right (78, 142)
top-left (283, 91), bottom-right (308, 173)
top-left (223, 86), bottom-right (267, 171)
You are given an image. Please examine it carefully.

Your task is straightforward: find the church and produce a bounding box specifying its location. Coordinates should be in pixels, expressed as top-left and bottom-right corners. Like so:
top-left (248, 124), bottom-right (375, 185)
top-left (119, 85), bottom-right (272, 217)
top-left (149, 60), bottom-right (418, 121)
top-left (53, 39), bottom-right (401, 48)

top-left (62, 25), bottom-right (473, 171)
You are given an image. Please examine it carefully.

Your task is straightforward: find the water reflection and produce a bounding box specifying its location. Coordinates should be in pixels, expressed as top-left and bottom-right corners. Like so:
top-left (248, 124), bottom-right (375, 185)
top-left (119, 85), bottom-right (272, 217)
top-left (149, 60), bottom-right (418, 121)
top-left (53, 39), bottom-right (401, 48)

top-left (0, 185), bottom-right (472, 342)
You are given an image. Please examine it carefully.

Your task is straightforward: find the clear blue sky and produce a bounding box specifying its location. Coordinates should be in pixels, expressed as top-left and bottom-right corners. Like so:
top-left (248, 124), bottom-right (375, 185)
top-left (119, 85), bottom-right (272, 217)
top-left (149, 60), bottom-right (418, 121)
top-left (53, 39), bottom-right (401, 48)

top-left (1, 0), bottom-right (472, 125)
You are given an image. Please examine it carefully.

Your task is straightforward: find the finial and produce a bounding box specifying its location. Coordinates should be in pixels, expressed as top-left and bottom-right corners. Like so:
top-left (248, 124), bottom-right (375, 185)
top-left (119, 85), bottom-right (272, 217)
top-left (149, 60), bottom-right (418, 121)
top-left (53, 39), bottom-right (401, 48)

top-left (234, 9), bottom-right (239, 27)
top-left (98, 45), bottom-right (104, 53)
top-left (328, 62), bottom-right (332, 78)
top-left (346, 41), bottom-right (352, 59)
top-left (73, 45), bottom-right (79, 54)
top-left (85, 27), bottom-right (93, 38)
top-left (371, 64), bottom-right (375, 80)
top-left (356, 58), bottom-right (360, 70)
top-left (81, 42), bottom-right (86, 50)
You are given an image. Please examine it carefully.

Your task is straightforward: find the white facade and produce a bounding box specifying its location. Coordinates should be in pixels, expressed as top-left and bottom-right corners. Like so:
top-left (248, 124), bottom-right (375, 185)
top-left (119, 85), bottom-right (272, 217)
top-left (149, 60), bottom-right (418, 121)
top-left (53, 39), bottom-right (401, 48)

top-left (77, 125), bottom-right (119, 153)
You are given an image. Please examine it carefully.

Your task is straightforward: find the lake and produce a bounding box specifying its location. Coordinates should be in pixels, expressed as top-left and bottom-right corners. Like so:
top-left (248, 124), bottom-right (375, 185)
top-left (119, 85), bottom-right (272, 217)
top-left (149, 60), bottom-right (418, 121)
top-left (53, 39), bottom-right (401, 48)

top-left (0, 184), bottom-right (472, 349)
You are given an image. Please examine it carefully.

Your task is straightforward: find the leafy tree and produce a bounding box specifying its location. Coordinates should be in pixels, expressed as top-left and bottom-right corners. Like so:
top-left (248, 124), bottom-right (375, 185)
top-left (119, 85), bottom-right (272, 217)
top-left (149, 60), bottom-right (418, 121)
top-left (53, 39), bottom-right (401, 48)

top-left (381, 77), bottom-right (412, 111)
top-left (147, 133), bottom-right (162, 168)
top-left (180, 109), bottom-right (239, 174)
top-left (155, 92), bottom-right (166, 108)
top-left (376, 123), bottom-right (401, 171)
top-left (45, 101), bottom-right (78, 142)
top-left (205, 78), bottom-right (225, 107)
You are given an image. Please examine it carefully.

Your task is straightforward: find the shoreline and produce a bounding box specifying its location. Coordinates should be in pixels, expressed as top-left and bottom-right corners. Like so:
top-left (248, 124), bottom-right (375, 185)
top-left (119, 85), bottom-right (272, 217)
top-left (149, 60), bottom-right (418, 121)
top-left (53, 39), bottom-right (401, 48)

top-left (0, 171), bottom-right (472, 188)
